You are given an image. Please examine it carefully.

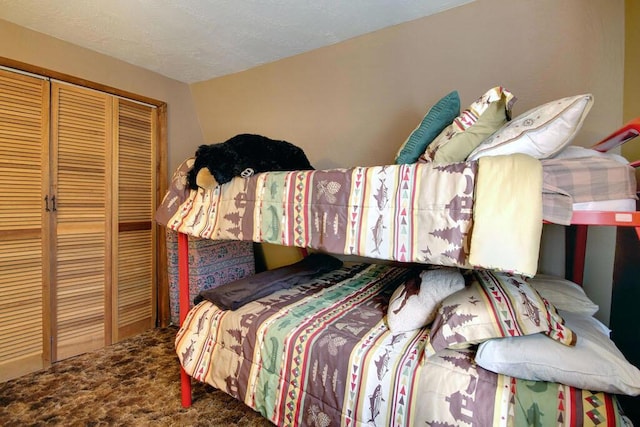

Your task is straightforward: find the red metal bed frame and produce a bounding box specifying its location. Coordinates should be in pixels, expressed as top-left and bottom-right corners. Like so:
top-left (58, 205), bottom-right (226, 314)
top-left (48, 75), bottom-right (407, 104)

top-left (175, 117), bottom-right (640, 408)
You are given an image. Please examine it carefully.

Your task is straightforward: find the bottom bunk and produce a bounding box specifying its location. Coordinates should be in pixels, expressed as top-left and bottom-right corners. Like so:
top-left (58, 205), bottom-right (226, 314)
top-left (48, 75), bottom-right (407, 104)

top-left (175, 259), bottom-right (637, 426)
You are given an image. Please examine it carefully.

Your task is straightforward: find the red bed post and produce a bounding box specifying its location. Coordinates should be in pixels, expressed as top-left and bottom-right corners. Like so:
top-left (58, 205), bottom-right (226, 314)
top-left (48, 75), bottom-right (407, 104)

top-left (178, 231), bottom-right (192, 408)
top-left (565, 225), bottom-right (588, 286)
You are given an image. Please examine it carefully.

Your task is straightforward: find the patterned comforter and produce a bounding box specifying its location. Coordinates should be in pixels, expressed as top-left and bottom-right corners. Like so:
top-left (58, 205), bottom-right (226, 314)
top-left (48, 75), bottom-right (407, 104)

top-left (175, 264), bottom-right (625, 426)
top-left (157, 154), bottom-right (544, 276)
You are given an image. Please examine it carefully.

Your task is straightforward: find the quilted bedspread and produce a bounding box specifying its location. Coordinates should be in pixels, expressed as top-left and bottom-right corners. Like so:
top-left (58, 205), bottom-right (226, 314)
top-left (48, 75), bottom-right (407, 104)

top-left (157, 154), bottom-right (543, 276)
top-left (175, 263), bottom-right (625, 426)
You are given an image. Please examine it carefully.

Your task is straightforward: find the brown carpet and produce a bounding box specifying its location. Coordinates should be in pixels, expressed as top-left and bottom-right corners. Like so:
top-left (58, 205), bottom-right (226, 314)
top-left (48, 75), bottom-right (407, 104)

top-left (0, 327), bottom-right (272, 426)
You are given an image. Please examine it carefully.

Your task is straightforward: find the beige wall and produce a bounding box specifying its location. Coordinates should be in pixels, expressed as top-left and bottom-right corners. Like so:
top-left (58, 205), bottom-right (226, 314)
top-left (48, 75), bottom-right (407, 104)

top-left (623, 0), bottom-right (640, 170)
top-left (0, 1), bottom-right (628, 322)
top-left (624, 0), bottom-right (640, 122)
top-left (190, 0), bottom-right (624, 171)
top-left (190, 0), bottom-right (625, 323)
top-left (0, 19), bottom-right (204, 175)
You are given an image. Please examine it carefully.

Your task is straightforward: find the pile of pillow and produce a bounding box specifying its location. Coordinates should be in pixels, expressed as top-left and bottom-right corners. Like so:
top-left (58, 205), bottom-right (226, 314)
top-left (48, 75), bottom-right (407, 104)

top-left (388, 88), bottom-right (640, 396)
top-left (386, 268), bottom-right (640, 396)
top-left (394, 87), bottom-right (594, 165)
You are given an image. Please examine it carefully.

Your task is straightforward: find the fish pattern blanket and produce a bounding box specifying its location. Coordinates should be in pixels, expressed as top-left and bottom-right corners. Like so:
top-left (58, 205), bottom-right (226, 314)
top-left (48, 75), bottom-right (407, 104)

top-left (157, 155), bottom-right (542, 276)
top-left (175, 264), bottom-right (625, 427)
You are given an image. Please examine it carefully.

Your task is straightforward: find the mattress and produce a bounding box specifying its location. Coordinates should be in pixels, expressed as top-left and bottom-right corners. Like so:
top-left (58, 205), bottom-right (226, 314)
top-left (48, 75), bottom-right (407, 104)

top-left (541, 150), bottom-right (638, 224)
top-left (159, 155), bottom-right (546, 276)
top-left (573, 198), bottom-right (636, 212)
top-left (157, 153), bottom-right (637, 276)
top-left (156, 154), bottom-right (637, 260)
top-left (165, 229), bottom-right (255, 325)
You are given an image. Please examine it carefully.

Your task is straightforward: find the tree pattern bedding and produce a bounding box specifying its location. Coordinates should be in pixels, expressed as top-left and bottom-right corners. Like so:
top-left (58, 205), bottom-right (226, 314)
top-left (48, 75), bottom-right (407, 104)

top-left (157, 153), bottom-right (637, 278)
top-left (175, 263), bottom-right (626, 427)
top-left (158, 154), bottom-right (545, 276)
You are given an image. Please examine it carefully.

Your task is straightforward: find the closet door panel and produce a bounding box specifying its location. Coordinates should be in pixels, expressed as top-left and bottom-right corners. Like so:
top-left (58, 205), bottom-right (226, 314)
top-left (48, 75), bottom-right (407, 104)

top-left (0, 70), bottom-right (50, 381)
top-left (51, 82), bottom-right (111, 360)
top-left (113, 100), bottom-right (156, 340)
top-left (0, 68), bottom-right (160, 377)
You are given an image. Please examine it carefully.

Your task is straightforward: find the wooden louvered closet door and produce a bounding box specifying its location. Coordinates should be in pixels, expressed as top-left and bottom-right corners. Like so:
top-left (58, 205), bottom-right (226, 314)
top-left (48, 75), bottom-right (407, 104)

top-left (51, 82), bottom-right (112, 360)
top-left (0, 69), bottom-right (159, 377)
top-left (113, 99), bottom-right (156, 341)
top-left (0, 70), bottom-right (50, 382)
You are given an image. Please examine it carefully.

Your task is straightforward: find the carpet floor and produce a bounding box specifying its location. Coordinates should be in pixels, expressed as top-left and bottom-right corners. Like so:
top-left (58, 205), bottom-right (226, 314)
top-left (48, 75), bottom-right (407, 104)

top-left (0, 327), bottom-right (272, 426)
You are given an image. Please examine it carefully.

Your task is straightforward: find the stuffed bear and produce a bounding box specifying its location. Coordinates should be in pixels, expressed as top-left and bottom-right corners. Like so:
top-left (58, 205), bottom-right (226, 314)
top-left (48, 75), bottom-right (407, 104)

top-left (187, 133), bottom-right (314, 190)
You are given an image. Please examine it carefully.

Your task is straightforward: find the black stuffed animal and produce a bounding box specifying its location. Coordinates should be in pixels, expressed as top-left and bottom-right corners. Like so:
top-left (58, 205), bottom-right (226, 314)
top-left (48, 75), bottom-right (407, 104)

top-left (187, 133), bottom-right (314, 190)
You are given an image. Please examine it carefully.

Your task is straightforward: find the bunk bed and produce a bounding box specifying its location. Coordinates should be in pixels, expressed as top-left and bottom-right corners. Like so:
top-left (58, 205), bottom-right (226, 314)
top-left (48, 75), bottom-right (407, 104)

top-left (156, 102), bottom-right (640, 425)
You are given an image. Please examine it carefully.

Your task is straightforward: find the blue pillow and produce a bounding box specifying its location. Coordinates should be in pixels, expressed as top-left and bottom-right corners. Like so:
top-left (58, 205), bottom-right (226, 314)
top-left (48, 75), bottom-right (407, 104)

top-left (394, 91), bottom-right (460, 164)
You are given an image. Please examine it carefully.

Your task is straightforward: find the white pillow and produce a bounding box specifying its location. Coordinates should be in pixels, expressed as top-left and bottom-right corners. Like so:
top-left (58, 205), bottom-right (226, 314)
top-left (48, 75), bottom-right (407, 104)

top-left (468, 94), bottom-right (594, 160)
top-left (528, 274), bottom-right (599, 316)
top-left (552, 145), bottom-right (630, 164)
top-left (386, 267), bottom-right (465, 333)
top-left (475, 310), bottom-right (640, 396)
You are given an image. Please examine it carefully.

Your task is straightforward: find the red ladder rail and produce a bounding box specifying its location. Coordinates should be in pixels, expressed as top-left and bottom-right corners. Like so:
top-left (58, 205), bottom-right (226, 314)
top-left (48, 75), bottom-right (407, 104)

top-left (591, 116), bottom-right (640, 153)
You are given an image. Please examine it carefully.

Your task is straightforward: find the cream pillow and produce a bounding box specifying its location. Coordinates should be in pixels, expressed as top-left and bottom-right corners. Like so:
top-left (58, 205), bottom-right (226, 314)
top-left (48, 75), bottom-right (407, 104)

top-left (476, 310), bottom-right (640, 396)
top-left (421, 86), bottom-right (516, 164)
top-left (468, 94), bottom-right (594, 160)
top-left (528, 274), bottom-right (599, 316)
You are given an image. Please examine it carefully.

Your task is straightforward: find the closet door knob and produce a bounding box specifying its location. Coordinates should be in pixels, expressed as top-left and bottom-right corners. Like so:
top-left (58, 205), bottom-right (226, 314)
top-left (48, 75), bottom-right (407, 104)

top-left (51, 196), bottom-right (57, 212)
top-left (44, 195), bottom-right (50, 212)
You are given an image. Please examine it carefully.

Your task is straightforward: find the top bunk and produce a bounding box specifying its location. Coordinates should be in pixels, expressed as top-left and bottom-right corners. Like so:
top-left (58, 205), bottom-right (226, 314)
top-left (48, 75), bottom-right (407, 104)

top-left (566, 116), bottom-right (640, 228)
top-left (155, 91), bottom-right (640, 278)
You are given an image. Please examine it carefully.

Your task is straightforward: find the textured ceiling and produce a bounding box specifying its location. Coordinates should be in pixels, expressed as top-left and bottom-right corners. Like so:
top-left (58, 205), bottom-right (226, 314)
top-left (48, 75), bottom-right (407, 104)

top-left (0, 0), bottom-right (472, 83)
